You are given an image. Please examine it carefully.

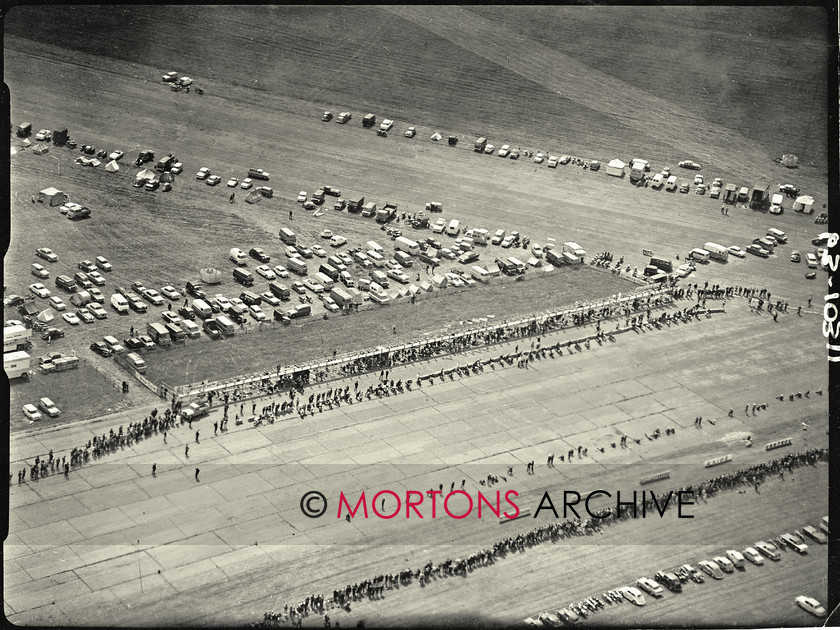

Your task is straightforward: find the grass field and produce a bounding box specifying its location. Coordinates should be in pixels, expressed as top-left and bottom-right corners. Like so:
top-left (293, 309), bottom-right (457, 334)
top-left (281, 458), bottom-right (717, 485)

top-left (4, 5), bottom-right (831, 627)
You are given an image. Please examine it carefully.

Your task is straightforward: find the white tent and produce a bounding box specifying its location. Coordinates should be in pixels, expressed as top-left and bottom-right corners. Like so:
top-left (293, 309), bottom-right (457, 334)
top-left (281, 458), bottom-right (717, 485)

top-left (793, 195), bottom-right (814, 214)
top-left (37, 308), bottom-right (55, 323)
top-left (39, 187), bottom-right (66, 206)
top-left (781, 154), bottom-right (799, 168)
top-left (135, 168), bottom-right (156, 181)
top-left (105, 160), bottom-right (120, 172)
top-left (89, 158), bottom-right (101, 167)
top-left (430, 132), bottom-right (442, 142)
top-left (199, 267), bottom-right (222, 284)
top-left (245, 190), bottom-right (262, 204)
top-left (606, 159), bottom-right (626, 177)
top-left (33, 143), bottom-right (49, 155)
top-left (21, 138), bottom-right (31, 147)
top-left (431, 274), bottom-right (448, 288)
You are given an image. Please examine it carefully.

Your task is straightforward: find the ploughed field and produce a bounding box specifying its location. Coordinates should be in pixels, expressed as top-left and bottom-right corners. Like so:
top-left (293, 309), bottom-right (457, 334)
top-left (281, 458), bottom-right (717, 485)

top-left (4, 6), bottom-right (831, 627)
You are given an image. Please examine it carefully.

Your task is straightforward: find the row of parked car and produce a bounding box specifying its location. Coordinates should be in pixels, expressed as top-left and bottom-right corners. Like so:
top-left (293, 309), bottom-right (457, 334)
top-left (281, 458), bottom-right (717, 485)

top-left (528, 518), bottom-right (828, 626)
top-left (21, 397), bottom-right (61, 421)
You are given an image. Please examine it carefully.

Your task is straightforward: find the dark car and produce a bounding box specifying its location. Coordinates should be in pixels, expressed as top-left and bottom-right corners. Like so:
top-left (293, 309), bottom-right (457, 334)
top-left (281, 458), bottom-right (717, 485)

top-left (178, 305), bottom-right (196, 320)
top-left (458, 251), bottom-right (479, 264)
top-left (654, 571), bottom-right (682, 593)
top-left (3, 294), bottom-right (25, 308)
top-left (90, 341), bottom-right (113, 357)
top-left (128, 295), bottom-right (148, 313)
top-left (186, 281), bottom-right (206, 299)
top-left (202, 319), bottom-right (221, 339)
top-left (124, 337), bottom-right (144, 351)
top-left (249, 247), bottom-right (271, 263)
top-left (41, 327), bottom-right (65, 341)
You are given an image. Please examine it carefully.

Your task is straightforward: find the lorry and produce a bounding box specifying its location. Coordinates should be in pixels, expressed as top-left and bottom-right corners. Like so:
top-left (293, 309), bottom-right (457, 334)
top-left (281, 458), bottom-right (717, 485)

top-left (329, 286), bottom-right (353, 308)
top-left (703, 242), bottom-right (729, 262)
top-left (750, 183), bottom-right (770, 210)
top-left (146, 322), bottom-right (172, 345)
top-left (319, 263), bottom-right (340, 281)
top-left (16, 122), bottom-right (32, 137)
top-left (474, 137), bottom-right (487, 152)
top-left (562, 241), bottom-right (586, 261)
top-left (4, 325), bottom-right (31, 352)
top-left (248, 168), bottom-right (270, 180)
top-left (347, 196), bottom-right (365, 213)
top-left (376, 203), bottom-right (397, 224)
top-left (361, 201), bottom-right (378, 217)
top-left (363, 114), bottom-right (376, 127)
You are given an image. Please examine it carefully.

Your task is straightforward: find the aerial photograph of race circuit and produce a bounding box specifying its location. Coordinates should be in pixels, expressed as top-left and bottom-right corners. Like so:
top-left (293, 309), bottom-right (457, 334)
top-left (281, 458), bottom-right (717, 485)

top-left (4, 4), bottom-right (835, 628)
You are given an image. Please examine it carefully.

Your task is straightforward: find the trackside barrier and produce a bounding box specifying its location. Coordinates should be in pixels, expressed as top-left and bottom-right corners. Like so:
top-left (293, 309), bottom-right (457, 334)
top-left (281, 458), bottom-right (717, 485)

top-left (765, 438), bottom-right (792, 451)
top-left (704, 454), bottom-right (732, 468)
top-left (639, 471), bottom-right (671, 485)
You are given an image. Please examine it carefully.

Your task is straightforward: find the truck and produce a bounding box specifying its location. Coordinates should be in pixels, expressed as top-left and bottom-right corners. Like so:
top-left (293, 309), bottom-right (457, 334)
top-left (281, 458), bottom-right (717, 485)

top-left (376, 203), bottom-right (397, 224)
top-left (248, 168), bottom-right (270, 180)
top-left (347, 196), bottom-right (365, 213)
top-left (268, 281), bottom-right (291, 300)
top-left (750, 183), bottom-right (770, 210)
top-left (474, 137), bottom-right (487, 152)
top-left (146, 322), bottom-right (171, 345)
top-left (562, 241), bottom-right (586, 261)
top-left (135, 149), bottom-right (155, 166)
top-left (311, 189), bottom-right (325, 204)
top-left (156, 154), bottom-right (177, 171)
top-left (361, 201), bottom-right (378, 217)
top-left (4, 325), bottom-right (31, 352)
top-left (4, 350), bottom-right (31, 379)
top-left (52, 128), bottom-right (69, 146)
top-left (470, 228), bottom-right (489, 246)
top-left (330, 286), bottom-right (353, 308)
top-left (629, 161), bottom-right (646, 182)
top-left (703, 242), bottom-right (729, 262)
top-left (16, 122), bottom-right (32, 137)
top-left (286, 257), bottom-right (308, 275)
top-left (363, 114), bottom-right (376, 127)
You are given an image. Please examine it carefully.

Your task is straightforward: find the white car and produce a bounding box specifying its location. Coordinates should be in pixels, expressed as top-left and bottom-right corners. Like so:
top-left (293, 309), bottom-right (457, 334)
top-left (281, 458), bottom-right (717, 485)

top-left (432, 219), bottom-right (446, 234)
top-left (693, 174), bottom-right (704, 185)
top-left (674, 263), bottom-right (694, 278)
top-left (62, 311), bottom-right (81, 325)
top-left (620, 586), bottom-right (646, 606)
top-left (38, 396), bottom-right (61, 417)
top-left (206, 175), bottom-right (222, 186)
top-left (35, 129), bottom-right (51, 141)
top-left (48, 296), bottom-right (67, 311)
top-left (230, 297), bottom-right (245, 308)
top-left (404, 127), bottom-right (416, 138)
top-left (754, 541), bottom-right (781, 561)
top-left (698, 559), bottom-right (724, 579)
top-left (170, 162), bottom-right (183, 175)
top-left (95, 256), bottom-right (112, 271)
top-left (196, 167), bottom-right (211, 180)
top-left (142, 288), bottom-right (165, 306)
top-left (728, 245), bottom-right (746, 258)
top-left (534, 152), bottom-right (544, 164)
top-left (320, 229), bottom-right (333, 239)
top-left (312, 245), bottom-right (327, 258)
top-left (31, 263), bottom-right (49, 279)
top-left (302, 278), bottom-right (324, 293)
top-left (387, 269), bottom-right (410, 284)
top-left (87, 270), bottom-right (106, 285)
top-left (780, 533), bottom-right (808, 554)
top-left (484, 144), bottom-right (495, 154)
top-left (108, 150), bottom-right (124, 161)
top-left (801, 525), bottom-right (827, 544)
top-left (445, 273), bottom-right (464, 287)
top-left (29, 283), bottom-right (51, 298)
top-left (213, 294), bottom-right (232, 311)
top-left (256, 265), bottom-right (276, 280)
top-left (87, 302), bottom-right (107, 319)
top-left (227, 177), bottom-right (239, 187)
top-left (285, 246), bottom-right (299, 258)
top-left (725, 550), bottom-right (745, 569)
top-left (498, 144), bottom-right (511, 157)
top-left (22, 404), bottom-right (42, 421)
top-left (742, 547), bottom-right (764, 565)
top-left (249, 304), bottom-right (266, 321)
top-left (240, 178), bottom-right (253, 190)
top-left (297, 191), bottom-right (307, 203)
top-left (635, 577), bottom-right (664, 598)
top-left (329, 235), bottom-right (347, 247)
top-left (160, 285), bottom-right (182, 300)
top-left (260, 292), bottom-right (281, 307)
top-left (321, 296), bottom-right (340, 312)
top-left (380, 119), bottom-right (394, 131)
top-left (795, 596), bottom-right (826, 618)
top-left (531, 244), bottom-right (543, 258)
top-left (273, 265), bottom-right (289, 278)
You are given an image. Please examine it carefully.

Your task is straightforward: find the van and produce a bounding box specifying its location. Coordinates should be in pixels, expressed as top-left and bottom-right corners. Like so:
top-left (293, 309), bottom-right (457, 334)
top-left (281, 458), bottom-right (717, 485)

top-left (125, 352), bottom-right (147, 374)
top-left (394, 236), bottom-right (419, 255)
top-left (394, 251), bottom-right (413, 267)
top-left (286, 257), bottom-right (308, 275)
top-left (446, 219), bottom-right (461, 236)
top-left (180, 319), bottom-right (201, 339)
top-left (314, 272), bottom-right (335, 289)
top-left (470, 266), bottom-right (490, 282)
top-left (279, 227), bottom-right (297, 245)
top-left (689, 248), bottom-right (710, 263)
top-left (110, 293), bottom-right (129, 313)
top-left (666, 175), bottom-right (678, 191)
top-left (268, 281), bottom-right (291, 300)
top-left (240, 291), bottom-right (261, 306)
top-left (232, 267), bottom-right (254, 286)
top-left (651, 174), bottom-right (664, 189)
top-left (492, 229), bottom-right (506, 245)
top-left (366, 240), bottom-right (384, 254)
top-left (229, 248), bottom-right (248, 265)
top-left (370, 270), bottom-right (390, 288)
top-left (703, 242), bottom-right (729, 262)
top-left (165, 322), bottom-right (186, 342)
top-left (367, 251), bottom-right (386, 267)
top-left (339, 270), bottom-right (354, 287)
top-left (767, 228), bottom-right (787, 244)
top-left (753, 237), bottom-right (776, 253)
top-left (216, 315), bottom-right (236, 336)
top-left (192, 299), bottom-right (212, 318)
top-left (146, 322), bottom-right (171, 345)
top-left (55, 275), bottom-right (77, 292)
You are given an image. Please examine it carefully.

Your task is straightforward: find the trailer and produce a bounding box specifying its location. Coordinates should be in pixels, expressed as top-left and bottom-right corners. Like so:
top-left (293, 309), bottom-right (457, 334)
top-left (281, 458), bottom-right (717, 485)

top-left (4, 350), bottom-right (31, 379)
top-left (4, 324), bottom-right (31, 352)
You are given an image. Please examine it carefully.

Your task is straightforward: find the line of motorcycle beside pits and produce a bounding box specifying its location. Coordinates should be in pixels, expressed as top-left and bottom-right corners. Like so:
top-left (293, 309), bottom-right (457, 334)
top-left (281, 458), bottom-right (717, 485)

top-left (525, 518), bottom-right (828, 626)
